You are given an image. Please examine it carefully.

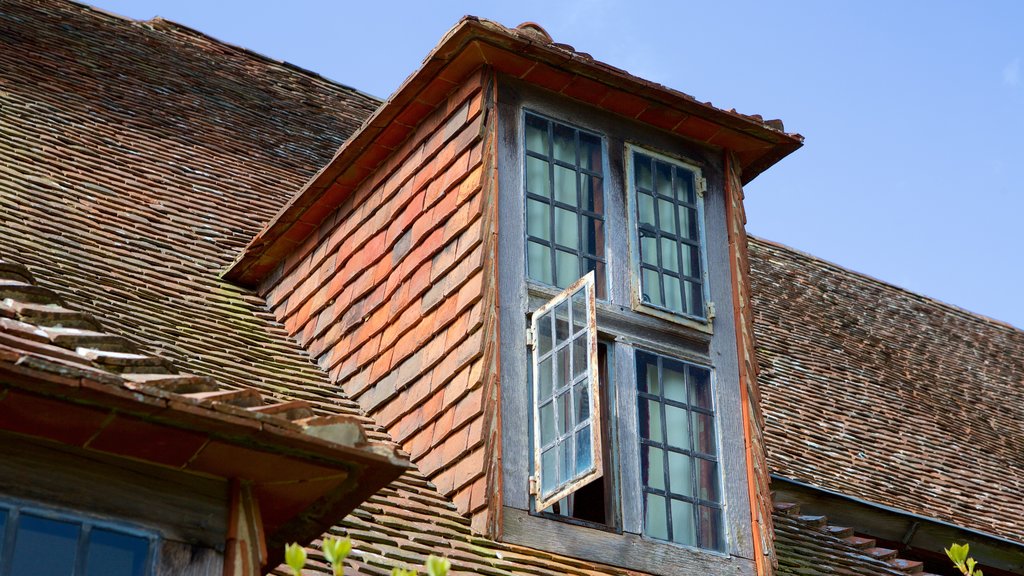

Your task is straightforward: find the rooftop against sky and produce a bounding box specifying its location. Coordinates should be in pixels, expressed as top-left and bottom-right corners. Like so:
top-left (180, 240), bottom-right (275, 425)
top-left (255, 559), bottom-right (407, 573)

top-left (91, 0), bottom-right (1024, 329)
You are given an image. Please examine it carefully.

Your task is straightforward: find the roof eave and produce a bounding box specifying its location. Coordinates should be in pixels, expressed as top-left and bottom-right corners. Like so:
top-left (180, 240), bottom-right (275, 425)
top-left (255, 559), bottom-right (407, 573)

top-left (225, 16), bottom-right (802, 286)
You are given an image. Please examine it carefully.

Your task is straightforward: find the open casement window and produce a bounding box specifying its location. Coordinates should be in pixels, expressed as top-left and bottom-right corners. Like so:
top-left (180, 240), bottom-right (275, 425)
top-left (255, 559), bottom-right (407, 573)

top-left (627, 145), bottom-right (712, 325)
top-left (529, 271), bottom-right (602, 512)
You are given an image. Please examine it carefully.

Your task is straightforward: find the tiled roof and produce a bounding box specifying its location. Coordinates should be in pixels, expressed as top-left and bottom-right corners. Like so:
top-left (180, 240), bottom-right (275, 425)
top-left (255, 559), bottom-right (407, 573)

top-left (751, 237), bottom-right (1024, 543)
top-left (2, 0), bottom-right (1015, 574)
top-left (772, 502), bottom-right (931, 576)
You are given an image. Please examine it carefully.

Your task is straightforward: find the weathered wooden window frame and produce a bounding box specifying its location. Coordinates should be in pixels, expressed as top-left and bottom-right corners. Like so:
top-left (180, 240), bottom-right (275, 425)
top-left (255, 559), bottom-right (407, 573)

top-left (497, 77), bottom-right (756, 576)
top-left (0, 497), bottom-right (158, 576)
top-left (529, 271), bottom-right (602, 511)
top-left (625, 144), bottom-right (714, 332)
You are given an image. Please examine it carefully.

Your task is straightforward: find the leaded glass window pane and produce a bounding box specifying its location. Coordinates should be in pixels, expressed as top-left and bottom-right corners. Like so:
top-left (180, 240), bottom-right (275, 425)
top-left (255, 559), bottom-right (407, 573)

top-left (631, 150), bottom-right (706, 319)
top-left (524, 112), bottom-right (606, 298)
top-left (531, 272), bottom-right (602, 511)
top-left (636, 350), bottom-right (723, 551)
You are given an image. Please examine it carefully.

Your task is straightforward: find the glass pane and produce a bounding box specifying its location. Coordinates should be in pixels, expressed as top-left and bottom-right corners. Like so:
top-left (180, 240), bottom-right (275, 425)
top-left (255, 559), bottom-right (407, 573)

top-left (687, 281), bottom-right (704, 316)
top-left (554, 207), bottom-right (578, 248)
top-left (553, 123), bottom-right (576, 164)
top-left (671, 499), bottom-right (696, 546)
top-left (11, 514), bottom-right (81, 576)
top-left (541, 447), bottom-right (557, 495)
top-left (663, 362), bottom-right (687, 403)
top-left (658, 198), bottom-right (676, 234)
top-left (579, 133), bottom-right (601, 171)
top-left (571, 289), bottom-right (587, 336)
top-left (538, 357), bottom-right (553, 399)
top-left (635, 154), bottom-right (653, 190)
top-left (692, 412), bottom-right (716, 454)
top-left (553, 166), bottom-right (577, 206)
top-left (644, 493), bottom-right (668, 540)
top-left (581, 217), bottom-right (603, 257)
top-left (574, 382), bottom-right (590, 421)
top-left (655, 161), bottom-right (673, 198)
top-left (640, 234), bottom-right (658, 266)
top-left (665, 404), bottom-right (689, 449)
top-left (527, 240), bottom-right (552, 285)
top-left (556, 391), bottom-right (570, 436)
top-left (540, 401), bottom-right (555, 446)
top-left (526, 156), bottom-right (551, 198)
top-left (583, 259), bottom-right (606, 301)
top-left (554, 301), bottom-right (570, 342)
top-left (644, 445), bottom-right (665, 490)
top-left (688, 366), bottom-right (713, 410)
top-left (557, 345), bottom-right (571, 389)
top-left (668, 451), bottom-right (693, 496)
top-left (664, 277), bottom-right (683, 314)
top-left (559, 438), bottom-right (572, 483)
top-left (698, 458), bottom-right (719, 502)
top-left (575, 425), bottom-right (592, 475)
top-left (637, 192), bottom-right (655, 226)
top-left (572, 335), bottom-right (587, 380)
top-left (555, 250), bottom-right (579, 288)
top-left (637, 353), bottom-right (659, 395)
top-left (682, 244), bottom-right (700, 278)
top-left (660, 237), bottom-right (679, 273)
top-left (525, 114), bottom-right (549, 154)
top-left (644, 399), bottom-right (663, 442)
top-left (582, 175), bottom-right (602, 211)
top-left (680, 205), bottom-right (699, 241)
top-left (526, 198), bottom-right (551, 241)
top-left (537, 311), bottom-right (553, 356)
top-left (676, 170), bottom-right (696, 204)
top-left (641, 267), bottom-right (662, 306)
top-left (698, 506), bottom-right (723, 551)
top-left (86, 528), bottom-right (148, 576)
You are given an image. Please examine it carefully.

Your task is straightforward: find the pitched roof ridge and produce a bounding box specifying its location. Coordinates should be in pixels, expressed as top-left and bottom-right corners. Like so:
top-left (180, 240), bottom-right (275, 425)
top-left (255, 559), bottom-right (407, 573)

top-left (749, 235), bottom-right (1022, 334)
top-left (66, 0), bottom-right (383, 105)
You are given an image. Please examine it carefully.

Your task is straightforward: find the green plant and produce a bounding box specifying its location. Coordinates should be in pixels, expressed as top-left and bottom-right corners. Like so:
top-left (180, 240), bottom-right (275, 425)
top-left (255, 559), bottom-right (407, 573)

top-left (285, 542), bottom-right (307, 576)
top-left (285, 540), bottom-right (449, 576)
top-left (945, 542), bottom-right (983, 576)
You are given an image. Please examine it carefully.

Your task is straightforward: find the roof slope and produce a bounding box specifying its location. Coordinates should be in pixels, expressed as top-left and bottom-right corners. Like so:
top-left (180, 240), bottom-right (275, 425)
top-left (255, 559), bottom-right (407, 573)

top-left (0, 2), bottom-right (692, 574)
top-left (750, 237), bottom-right (1024, 543)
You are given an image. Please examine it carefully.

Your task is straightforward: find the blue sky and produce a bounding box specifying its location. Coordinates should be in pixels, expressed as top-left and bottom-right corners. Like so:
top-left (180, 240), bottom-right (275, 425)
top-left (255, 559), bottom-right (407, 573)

top-left (91, 1), bottom-right (1024, 329)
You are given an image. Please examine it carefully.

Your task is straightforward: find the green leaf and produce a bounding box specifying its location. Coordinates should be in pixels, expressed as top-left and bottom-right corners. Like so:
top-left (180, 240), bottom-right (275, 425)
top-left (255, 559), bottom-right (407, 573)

top-left (425, 555), bottom-right (451, 576)
top-left (323, 537), bottom-right (353, 566)
top-left (285, 543), bottom-right (307, 576)
top-left (391, 568), bottom-right (417, 576)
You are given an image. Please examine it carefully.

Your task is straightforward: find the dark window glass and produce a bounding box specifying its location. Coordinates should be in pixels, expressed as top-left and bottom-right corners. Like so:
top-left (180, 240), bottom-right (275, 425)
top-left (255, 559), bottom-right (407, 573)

top-left (10, 514), bottom-right (80, 576)
top-left (632, 151), bottom-right (705, 319)
top-left (85, 529), bottom-right (148, 576)
top-left (523, 112), bottom-right (606, 297)
top-left (0, 507), bottom-right (150, 576)
top-left (636, 351), bottom-right (723, 550)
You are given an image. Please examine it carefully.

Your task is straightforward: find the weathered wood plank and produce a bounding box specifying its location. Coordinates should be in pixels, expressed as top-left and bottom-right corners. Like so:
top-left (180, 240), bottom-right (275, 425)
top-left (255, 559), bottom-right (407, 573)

top-left (0, 432), bottom-right (227, 546)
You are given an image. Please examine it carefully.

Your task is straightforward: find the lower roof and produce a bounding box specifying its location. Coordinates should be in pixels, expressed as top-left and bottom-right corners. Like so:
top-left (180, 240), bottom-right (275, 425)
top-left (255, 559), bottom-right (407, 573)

top-left (751, 237), bottom-right (1024, 543)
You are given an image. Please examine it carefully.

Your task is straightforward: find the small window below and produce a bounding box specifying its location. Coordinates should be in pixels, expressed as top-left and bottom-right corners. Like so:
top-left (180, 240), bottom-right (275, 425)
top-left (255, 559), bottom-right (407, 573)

top-left (629, 147), bottom-right (708, 321)
top-left (636, 350), bottom-right (723, 551)
top-left (523, 111), bottom-right (607, 298)
top-left (0, 502), bottom-right (154, 576)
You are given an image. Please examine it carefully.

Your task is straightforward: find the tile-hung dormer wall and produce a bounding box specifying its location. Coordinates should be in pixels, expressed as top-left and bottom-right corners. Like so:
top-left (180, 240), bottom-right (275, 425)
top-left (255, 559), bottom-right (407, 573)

top-left (258, 69), bottom-right (503, 534)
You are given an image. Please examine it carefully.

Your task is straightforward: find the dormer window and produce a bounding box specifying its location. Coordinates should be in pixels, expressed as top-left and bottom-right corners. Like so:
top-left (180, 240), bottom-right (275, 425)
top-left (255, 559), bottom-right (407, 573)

top-left (499, 81), bottom-right (750, 573)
